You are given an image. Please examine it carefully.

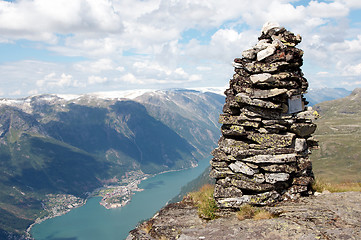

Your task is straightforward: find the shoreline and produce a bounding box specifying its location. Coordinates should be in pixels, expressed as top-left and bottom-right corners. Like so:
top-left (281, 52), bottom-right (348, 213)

top-left (25, 196), bottom-right (89, 239)
top-left (26, 162), bottom-right (202, 239)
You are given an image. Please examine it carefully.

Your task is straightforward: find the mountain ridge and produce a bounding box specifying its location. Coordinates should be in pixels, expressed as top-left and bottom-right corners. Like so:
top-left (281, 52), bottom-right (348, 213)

top-left (0, 89), bottom-right (224, 238)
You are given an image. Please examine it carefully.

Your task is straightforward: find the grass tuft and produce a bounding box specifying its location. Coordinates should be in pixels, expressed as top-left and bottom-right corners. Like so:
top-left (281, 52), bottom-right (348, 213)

top-left (253, 209), bottom-right (275, 220)
top-left (237, 204), bottom-right (275, 221)
top-left (236, 204), bottom-right (255, 220)
top-left (312, 178), bottom-right (361, 193)
top-left (188, 184), bottom-right (218, 220)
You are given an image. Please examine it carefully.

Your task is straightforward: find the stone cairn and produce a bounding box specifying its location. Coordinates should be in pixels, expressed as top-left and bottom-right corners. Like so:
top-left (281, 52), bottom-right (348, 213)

top-left (210, 22), bottom-right (318, 208)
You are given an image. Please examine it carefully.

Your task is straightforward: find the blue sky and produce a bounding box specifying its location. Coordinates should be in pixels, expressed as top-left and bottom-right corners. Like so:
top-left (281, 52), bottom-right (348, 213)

top-left (0, 0), bottom-right (361, 98)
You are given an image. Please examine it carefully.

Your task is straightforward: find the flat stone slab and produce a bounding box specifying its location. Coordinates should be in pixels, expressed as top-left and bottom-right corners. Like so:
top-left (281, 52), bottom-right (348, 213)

top-left (217, 191), bottom-right (280, 207)
top-left (229, 179), bottom-right (274, 192)
top-left (219, 114), bottom-right (261, 125)
top-left (235, 93), bottom-right (282, 109)
top-left (242, 153), bottom-right (297, 164)
top-left (229, 161), bottom-right (258, 176)
top-left (249, 73), bottom-right (274, 83)
top-left (246, 132), bottom-right (295, 148)
top-left (265, 173), bottom-right (290, 183)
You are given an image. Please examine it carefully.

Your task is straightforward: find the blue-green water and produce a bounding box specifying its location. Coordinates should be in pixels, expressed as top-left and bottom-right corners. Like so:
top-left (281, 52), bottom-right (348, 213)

top-left (31, 158), bottom-right (210, 240)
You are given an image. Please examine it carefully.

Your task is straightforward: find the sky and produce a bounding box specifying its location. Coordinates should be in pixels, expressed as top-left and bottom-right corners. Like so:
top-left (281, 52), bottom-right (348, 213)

top-left (0, 0), bottom-right (361, 98)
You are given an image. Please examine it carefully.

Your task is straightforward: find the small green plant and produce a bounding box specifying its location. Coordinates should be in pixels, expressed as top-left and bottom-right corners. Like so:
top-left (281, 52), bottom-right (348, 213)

top-left (312, 178), bottom-right (361, 193)
top-left (237, 204), bottom-right (275, 221)
top-left (188, 184), bottom-right (218, 220)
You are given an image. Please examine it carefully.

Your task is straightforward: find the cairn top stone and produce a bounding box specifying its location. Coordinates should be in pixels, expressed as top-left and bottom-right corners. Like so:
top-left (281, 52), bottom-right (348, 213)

top-left (261, 21), bottom-right (281, 35)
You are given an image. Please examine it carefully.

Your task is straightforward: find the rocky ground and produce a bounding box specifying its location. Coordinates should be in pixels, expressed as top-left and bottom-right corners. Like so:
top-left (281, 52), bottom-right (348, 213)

top-left (127, 191), bottom-right (361, 240)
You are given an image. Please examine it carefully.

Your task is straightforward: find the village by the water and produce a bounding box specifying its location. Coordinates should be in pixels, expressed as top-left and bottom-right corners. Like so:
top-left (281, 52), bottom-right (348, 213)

top-left (96, 170), bottom-right (148, 209)
top-left (39, 170), bottom-right (148, 220)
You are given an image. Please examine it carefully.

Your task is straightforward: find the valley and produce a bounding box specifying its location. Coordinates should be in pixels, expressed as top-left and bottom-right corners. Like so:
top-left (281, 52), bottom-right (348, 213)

top-left (0, 89), bottom-right (224, 238)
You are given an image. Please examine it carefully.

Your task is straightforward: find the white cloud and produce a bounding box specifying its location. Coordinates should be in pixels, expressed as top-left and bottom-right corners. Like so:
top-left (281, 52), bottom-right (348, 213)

top-left (37, 72), bottom-right (83, 89)
top-left (74, 58), bottom-right (115, 73)
top-left (0, 0), bottom-right (123, 43)
top-left (28, 89), bottom-right (39, 96)
top-left (10, 90), bottom-right (22, 96)
top-left (120, 73), bottom-right (143, 84)
top-left (337, 0), bottom-right (361, 9)
top-left (88, 75), bottom-right (108, 84)
top-left (196, 66), bottom-right (212, 71)
top-left (116, 66), bottom-right (125, 72)
top-left (341, 62), bottom-right (361, 76)
top-left (1, 0), bottom-right (361, 96)
top-left (307, 1), bottom-right (349, 18)
top-left (317, 71), bottom-right (329, 76)
top-left (329, 35), bottom-right (361, 53)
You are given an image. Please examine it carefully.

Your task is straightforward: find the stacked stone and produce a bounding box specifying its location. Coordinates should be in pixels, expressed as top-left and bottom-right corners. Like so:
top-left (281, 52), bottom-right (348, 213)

top-left (210, 22), bottom-right (318, 208)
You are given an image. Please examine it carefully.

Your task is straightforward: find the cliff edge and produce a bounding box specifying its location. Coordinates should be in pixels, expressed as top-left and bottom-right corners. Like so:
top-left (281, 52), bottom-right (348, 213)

top-left (127, 191), bottom-right (360, 239)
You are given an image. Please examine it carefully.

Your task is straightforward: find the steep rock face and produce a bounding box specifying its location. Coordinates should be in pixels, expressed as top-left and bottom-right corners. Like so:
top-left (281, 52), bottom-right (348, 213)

top-left (127, 192), bottom-right (361, 240)
top-left (210, 22), bottom-right (318, 208)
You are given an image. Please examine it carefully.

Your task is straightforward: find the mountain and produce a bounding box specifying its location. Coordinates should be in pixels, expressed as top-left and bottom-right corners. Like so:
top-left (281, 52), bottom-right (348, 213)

top-left (311, 88), bottom-right (361, 183)
top-left (135, 90), bottom-right (223, 156)
top-left (0, 89), bottom-right (224, 238)
top-left (305, 87), bottom-right (351, 106)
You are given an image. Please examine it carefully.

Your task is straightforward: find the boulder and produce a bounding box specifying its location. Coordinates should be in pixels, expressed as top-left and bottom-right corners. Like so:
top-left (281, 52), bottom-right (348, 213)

top-left (290, 123), bottom-right (317, 137)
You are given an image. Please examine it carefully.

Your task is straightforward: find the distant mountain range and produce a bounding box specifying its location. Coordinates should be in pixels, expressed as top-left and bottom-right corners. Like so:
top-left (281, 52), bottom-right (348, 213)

top-left (0, 89), bottom-right (224, 238)
top-left (305, 87), bottom-right (351, 106)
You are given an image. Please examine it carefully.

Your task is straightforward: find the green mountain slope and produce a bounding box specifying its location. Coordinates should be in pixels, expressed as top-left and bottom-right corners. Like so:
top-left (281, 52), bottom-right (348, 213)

top-left (311, 88), bottom-right (361, 183)
top-left (0, 90), bottom-right (224, 238)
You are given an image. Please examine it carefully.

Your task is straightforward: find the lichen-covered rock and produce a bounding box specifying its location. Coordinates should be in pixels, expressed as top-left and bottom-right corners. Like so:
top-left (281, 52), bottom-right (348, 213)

top-left (235, 93), bottom-right (282, 109)
top-left (217, 191), bottom-right (280, 208)
top-left (249, 73), bottom-right (274, 83)
top-left (246, 132), bottom-right (295, 148)
top-left (230, 178), bottom-right (274, 192)
top-left (260, 163), bottom-right (297, 173)
top-left (242, 153), bottom-right (297, 164)
top-left (229, 161), bottom-right (258, 176)
top-left (214, 184), bottom-right (243, 198)
top-left (290, 123), bottom-right (317, 137)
